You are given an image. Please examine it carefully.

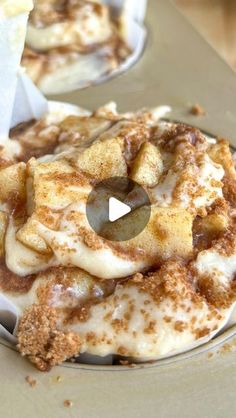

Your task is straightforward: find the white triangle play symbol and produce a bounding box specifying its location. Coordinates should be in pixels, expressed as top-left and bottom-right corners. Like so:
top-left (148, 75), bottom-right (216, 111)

top-left (109, 197), bottom-right (131, 222)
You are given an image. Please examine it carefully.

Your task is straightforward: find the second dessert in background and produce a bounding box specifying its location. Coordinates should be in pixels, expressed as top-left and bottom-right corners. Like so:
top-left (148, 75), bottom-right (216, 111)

top-left (22, 0), bottom-right (132, 94)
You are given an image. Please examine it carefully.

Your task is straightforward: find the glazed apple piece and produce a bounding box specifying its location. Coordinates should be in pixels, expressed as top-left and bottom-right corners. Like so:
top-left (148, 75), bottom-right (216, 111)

top-left (130, 142), bottom-right (163, 187)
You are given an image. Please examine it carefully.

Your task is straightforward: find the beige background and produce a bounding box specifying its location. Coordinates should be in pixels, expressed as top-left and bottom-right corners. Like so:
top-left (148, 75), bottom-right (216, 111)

top-left (175, 0), bottom-right (236, 69)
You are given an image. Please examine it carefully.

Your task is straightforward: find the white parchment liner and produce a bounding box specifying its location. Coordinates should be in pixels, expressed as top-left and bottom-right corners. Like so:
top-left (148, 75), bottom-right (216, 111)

top-left (11, 71), bottom-right (48, 128)
top-left (0, 5), bottom-right (48, 143)
top-left (0, 13), bottom-right (29, 141)
top-left (26, 0), bottom-right (148, 95)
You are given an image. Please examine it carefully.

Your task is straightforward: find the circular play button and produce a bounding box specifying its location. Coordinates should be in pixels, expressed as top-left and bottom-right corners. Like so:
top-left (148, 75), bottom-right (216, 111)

top-left (86, 177), bottom-right (151, 241)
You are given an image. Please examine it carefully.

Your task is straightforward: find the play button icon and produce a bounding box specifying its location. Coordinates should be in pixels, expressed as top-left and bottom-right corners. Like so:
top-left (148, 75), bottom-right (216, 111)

top-left (86, 177), bottom-right (151, 241)
top-left (109, 197), bottom-right (131, 222)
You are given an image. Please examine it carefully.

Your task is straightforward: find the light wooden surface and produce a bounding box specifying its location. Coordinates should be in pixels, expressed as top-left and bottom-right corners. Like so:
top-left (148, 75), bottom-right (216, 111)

top-left (175, 0), bottom-right (236, 69)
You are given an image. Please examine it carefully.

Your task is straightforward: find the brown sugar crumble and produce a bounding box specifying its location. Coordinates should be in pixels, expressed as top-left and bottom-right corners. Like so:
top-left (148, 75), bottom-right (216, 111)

top-left (25, 376), bottom-right (37, 387)
top-left (64, 400), bottom-right (73, 408)
top-left (18, 305), bottom-right (82, 371)
top-left (190, 104), bottom-right (206, 116)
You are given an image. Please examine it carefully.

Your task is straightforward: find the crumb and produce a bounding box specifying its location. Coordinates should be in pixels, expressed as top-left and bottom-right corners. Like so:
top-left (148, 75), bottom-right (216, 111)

top-left (56, 375), bottom-right (62, 382)
top-left (119, 359), bottom-right (136, 367)
top-left (64, 400), bottom-right (73, 408)
top-left (128, 363), bottom-right (136, 368)
top-left (17, 305), bottom-right (81, 371)
top-left (132, 272), bottom-right (143, 283)
top-left (207, 352), bottom-right (214, 359)
top-left (25, 376), bottom-right (37, 387)
top-left (119, 360), bottom-right (129, 365)
top-left (190, 104), bottom-right (206, 116)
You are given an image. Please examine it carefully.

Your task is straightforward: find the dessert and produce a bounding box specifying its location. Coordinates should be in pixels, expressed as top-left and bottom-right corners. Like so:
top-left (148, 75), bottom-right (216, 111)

top-left (0, 102), bottom-right (235, 371)
top-left (21, 0), bottom-right (132, 94)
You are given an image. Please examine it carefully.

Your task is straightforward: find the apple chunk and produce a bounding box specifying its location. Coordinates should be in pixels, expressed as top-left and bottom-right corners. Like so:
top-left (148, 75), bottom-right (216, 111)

top-left (76, 137), bottom-right (127, 180)
top-left (130, 142), bottom-right (163, 187)
top-left (0, 162), bottom-right (26, 201)
top-left (102, 206), bottom-right (193, 262)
